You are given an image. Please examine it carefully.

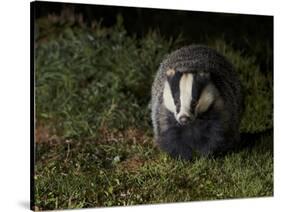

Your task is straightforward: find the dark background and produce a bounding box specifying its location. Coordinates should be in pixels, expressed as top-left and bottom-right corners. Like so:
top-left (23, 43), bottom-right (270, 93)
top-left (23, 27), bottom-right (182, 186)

top-left (34, 1), bottom-right (273, 72)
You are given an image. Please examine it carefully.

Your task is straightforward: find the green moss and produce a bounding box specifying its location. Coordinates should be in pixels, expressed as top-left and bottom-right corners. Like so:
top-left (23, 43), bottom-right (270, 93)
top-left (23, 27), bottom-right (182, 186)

top-left (36, 19), bottom-right (177, 139)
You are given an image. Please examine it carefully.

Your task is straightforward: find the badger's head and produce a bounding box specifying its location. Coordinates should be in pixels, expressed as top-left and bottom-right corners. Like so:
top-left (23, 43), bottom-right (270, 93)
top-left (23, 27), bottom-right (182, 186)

top-left (163, 68), bottom-right (220, 125)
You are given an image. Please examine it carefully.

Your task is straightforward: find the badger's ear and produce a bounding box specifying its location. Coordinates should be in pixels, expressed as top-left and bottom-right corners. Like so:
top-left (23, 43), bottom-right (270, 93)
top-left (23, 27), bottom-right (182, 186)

top-left (166, 69), bottom-right (175, 77)
top-left (198, 72), bottom-right (210, 79)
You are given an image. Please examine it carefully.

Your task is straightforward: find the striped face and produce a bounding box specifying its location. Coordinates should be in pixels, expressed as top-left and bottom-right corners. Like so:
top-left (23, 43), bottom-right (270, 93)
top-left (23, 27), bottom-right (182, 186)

top-left (163, 69), bottom-right (216, 125)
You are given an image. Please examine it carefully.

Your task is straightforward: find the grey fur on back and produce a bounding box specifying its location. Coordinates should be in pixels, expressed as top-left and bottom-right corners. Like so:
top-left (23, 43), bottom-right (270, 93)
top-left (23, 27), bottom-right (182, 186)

top-left (151, 45), bottom-right (242, 143)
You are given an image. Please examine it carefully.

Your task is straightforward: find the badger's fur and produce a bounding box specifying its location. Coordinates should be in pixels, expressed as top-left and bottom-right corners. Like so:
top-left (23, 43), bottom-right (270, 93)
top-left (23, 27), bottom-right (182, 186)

top-left (151, 45), bottom-right (242, 160)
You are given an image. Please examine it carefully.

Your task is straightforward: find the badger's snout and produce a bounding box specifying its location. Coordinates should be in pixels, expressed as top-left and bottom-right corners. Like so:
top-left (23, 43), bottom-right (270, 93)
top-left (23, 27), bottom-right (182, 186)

top-left (179, 115), bottom-right (191, 125)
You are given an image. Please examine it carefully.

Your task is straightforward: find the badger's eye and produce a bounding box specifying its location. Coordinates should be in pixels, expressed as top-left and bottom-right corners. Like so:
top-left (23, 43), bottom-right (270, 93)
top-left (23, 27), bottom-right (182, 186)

top-left (175, 101), bottom-right (180, 113)
top-left (191, 99), bottom-right (198, 107)
top-left (175, 100), bottom-right (180, 108)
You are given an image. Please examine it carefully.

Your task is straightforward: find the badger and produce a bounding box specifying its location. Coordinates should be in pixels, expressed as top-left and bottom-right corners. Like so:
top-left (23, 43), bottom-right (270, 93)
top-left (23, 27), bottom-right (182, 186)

top-left (151, 45), bottom-right (243, 160)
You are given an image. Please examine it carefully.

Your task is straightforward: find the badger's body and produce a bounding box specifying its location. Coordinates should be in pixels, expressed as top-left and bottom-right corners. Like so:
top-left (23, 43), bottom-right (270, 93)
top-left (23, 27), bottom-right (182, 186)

top-left (151, 45), bottom-right (242, 160)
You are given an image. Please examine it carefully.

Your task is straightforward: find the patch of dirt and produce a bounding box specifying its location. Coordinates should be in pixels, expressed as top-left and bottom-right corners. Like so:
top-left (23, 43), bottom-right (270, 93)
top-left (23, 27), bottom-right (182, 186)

top-left (35, 124), bottom-right (60, 144)
top-left (36, 123), bottom-right (154, 149)
top-left (98, 127), bottom-right (153, 145)
top-left (118, 156), bottom-right (146, 173)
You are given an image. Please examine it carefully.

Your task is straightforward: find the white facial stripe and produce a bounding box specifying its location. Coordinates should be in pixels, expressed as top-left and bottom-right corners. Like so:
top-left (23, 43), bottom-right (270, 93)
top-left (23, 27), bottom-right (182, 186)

top-left (178, 73), bottom-right (193, 119)
top-left (196, 83), bottom-right (216, 114)
top-left (163, 81), bottom-right (176, 113)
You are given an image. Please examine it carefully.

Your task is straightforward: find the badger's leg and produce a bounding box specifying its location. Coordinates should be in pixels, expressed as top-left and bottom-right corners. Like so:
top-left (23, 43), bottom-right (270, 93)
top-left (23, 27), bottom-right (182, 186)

top-left (186, 119), bottom-right (225, 157)
top-left (158, 127), bottom-right (193, 160)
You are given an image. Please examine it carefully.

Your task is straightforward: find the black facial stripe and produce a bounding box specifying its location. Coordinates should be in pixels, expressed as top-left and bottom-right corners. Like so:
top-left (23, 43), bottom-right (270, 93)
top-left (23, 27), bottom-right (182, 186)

top-left (192, 80), bottom-right (205, 101)
top-left (167, 71), bottom-right (183, 113)
top-left (191, 83), bottom-right (199, 114)
top-left (191, 73), bottom-right (211, 112)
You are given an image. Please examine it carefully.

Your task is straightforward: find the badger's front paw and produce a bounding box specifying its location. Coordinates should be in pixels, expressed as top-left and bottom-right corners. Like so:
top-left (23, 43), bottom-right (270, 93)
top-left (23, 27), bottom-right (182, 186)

top-left (157, 137), bottom-right (193, 160)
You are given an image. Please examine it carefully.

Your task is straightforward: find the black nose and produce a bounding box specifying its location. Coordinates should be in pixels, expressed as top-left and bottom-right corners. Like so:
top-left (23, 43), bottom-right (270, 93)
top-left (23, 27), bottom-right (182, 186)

top-left (179, 115), bottom-right (191, 125)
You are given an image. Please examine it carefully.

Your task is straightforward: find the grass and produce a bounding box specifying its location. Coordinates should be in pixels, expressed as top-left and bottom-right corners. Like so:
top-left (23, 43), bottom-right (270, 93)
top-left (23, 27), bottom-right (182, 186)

top-left (34, 14), bottom-right (273, 210)
top-left (35, 126), bottom-right (273, 209)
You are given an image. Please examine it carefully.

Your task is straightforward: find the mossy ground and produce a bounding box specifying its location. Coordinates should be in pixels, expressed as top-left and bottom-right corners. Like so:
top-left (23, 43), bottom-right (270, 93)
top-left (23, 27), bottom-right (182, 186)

top-left (34, 13), bottom-right (273, 210)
